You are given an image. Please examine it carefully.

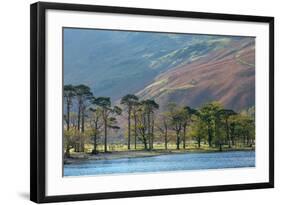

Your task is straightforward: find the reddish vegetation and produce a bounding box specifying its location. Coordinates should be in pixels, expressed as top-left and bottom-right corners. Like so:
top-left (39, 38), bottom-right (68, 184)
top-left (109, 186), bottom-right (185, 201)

top-left (138, 38), bottom-right (255, 111)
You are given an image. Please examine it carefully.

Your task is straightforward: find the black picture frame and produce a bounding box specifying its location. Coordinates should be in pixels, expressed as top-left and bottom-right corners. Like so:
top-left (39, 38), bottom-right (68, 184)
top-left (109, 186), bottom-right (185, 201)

top-left (30, 1), bottom-right (274, 203)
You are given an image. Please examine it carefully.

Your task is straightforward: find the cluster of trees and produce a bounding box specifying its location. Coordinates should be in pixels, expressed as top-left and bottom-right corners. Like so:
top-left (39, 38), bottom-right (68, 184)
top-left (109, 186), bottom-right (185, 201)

top-left (64, 84), bottom-right (122, 157)
top-left (121, 96), bottom-right (159, 151)
top-left (158, 102), bottom-right (255, 152)
top-left (64, 84), bottom-right (255, 157)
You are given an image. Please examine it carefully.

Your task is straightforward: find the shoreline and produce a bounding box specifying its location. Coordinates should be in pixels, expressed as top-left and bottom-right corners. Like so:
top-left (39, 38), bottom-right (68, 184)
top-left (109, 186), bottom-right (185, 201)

top-left (64, 148), bottom-right (255, 164)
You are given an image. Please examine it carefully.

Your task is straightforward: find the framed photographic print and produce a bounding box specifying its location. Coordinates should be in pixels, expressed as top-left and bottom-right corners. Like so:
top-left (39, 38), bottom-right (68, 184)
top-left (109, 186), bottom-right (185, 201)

top-left (30, 1), bottom-right (274, 203)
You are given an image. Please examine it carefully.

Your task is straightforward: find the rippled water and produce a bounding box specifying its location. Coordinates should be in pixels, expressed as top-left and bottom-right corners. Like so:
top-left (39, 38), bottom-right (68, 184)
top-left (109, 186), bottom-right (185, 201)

top-left (64, 151), bottom-right (255, 177)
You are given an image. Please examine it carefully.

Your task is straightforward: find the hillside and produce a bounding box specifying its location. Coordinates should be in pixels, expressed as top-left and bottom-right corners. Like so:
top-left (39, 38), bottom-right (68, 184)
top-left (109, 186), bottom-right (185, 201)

top-left (137, 38), bottom-right (255, 111)
top-left (64, 28), bottom-right (255, 112)
top-left (64, 29), bottom-right (239, 101)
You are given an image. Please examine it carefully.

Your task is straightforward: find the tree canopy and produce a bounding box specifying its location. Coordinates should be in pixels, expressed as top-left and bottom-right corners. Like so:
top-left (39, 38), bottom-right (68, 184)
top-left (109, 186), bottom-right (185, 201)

top-left (64, 84), bottom-right (255, 156)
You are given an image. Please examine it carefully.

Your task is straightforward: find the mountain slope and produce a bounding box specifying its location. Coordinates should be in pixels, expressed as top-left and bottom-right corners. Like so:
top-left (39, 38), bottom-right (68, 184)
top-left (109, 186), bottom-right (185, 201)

top-left (64, 29), bottom-right (238, 101)
top-left (137, 38), bottom-right (255, 111)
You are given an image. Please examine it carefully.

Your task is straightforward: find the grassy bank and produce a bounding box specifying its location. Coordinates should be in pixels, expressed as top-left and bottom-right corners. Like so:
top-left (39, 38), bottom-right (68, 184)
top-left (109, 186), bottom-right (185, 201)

top-left (64, 144), bottom-right (254, 164)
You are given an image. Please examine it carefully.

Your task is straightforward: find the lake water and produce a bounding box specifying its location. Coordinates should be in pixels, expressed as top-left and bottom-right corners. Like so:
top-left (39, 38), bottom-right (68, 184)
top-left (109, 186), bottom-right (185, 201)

top-left (64, 151), bottom-right (255, 177)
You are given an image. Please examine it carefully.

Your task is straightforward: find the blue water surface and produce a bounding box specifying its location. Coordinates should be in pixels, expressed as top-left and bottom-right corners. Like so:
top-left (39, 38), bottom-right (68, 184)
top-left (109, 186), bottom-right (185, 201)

top-left (64, 151), bottom-right (255, 176)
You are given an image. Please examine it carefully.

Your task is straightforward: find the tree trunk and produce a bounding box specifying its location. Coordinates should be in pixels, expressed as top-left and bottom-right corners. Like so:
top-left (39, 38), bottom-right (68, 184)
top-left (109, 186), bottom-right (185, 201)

top-left (144, 138), bottom-right (148, 150)
top-left (81, 109), bottom-right (85, 133)
top-left (66, 100), bottom-right (70, 131)
top-left (80, 138), bottom-right (84, 152)
top-left (225, 119), bottom-right (231, 148)
top-left (164, 128), bottom-right (168, 150)
top-left (92, 133), bottom-right (97, 154)
top-left (219, 143), bottom-right (222, 152)
top-left (65, 99), bottom-right (71, 157)
top-left (231, 135), bottom-right (235, 146)
top-left (134, 113), bottom-right (137, 149)
top-left (147, 113), bottom-right (151, 150)
top-left (77, 102), bottom-right (81, 152)
top-left (92, 120), bottom-right (98, 154)
top-left (104, 118), bottom-right (108, 152)
top-left (127, 108), bottom-right (131, 150)
top-left (183, 125), bottom-right (186, 149)
top-left (77, 103), bottom-right (81, 131)
top-left (176, 131), bottom-right (180, 150)
top-left (92, 122), bottom-right (98, 154)
top-left (81, 108), bottom-right (85, 152)
top-left (151, 117), bottom-right (154, 150)
top-left (198, 137), bottom-right (201, 148)
top-left (74, 143), bottom-right (79, 152)
top-left (141, 113), bottom-right (148, 150)
top-left (207, 124), bottom-right (212, 147)
top-left (65, 143), bottom-right (71, 158)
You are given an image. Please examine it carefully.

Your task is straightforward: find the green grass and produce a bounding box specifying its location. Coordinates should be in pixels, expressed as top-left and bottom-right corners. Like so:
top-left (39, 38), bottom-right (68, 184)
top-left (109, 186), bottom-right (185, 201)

top-left (70, 142), bottom-right (254, 154)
